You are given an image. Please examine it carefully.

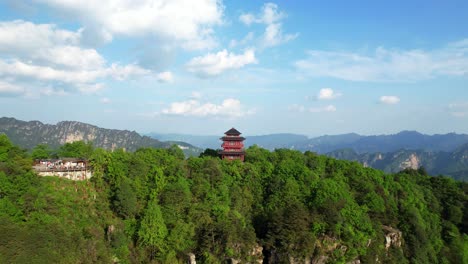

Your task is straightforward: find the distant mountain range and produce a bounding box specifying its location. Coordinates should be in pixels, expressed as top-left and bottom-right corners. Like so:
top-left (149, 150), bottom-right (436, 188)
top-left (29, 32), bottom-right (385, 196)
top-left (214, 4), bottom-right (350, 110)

top-left (149, 130), bottom-right (468, 180)
top-left (0, 117), bottom-right (201, 156)
top-left (149, 130), bottom-right (468, 153)
top-left (147, 132), bottom-right (309, 150)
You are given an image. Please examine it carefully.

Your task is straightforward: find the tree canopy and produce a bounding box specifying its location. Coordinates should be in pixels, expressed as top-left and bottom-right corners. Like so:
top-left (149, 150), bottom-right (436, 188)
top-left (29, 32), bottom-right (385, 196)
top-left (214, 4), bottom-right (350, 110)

top-left (0, 135), bottom-right (466, 263)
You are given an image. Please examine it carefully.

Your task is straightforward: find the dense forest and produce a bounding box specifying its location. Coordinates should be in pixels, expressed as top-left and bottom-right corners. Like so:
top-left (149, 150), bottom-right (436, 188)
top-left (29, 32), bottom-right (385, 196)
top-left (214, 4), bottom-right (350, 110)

top-left (0, 134), bottom-right (466, 263)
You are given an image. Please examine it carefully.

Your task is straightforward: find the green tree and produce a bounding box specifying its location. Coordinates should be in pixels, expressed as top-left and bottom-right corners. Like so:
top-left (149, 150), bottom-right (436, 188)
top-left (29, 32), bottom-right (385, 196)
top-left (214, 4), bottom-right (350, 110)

top-left (31, 144), bottom-right (52, 160)
top-left (0, 134), bottom-right (13, 162)
top-left (199, 148), bottom-right (219, 158)
top-left (167, 144), bottom-right (185, 160)
top-left (138, 196), bottom-right (168, 259)
top-left (58, 141), bottom-right (94, 158)
top-left (113, 178), bottom-right (137, 219)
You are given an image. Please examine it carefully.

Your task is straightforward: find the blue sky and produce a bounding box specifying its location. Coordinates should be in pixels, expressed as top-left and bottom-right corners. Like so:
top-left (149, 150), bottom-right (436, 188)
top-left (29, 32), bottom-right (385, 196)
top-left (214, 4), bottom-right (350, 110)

top-left (0, 0), bottom-right (467, 136)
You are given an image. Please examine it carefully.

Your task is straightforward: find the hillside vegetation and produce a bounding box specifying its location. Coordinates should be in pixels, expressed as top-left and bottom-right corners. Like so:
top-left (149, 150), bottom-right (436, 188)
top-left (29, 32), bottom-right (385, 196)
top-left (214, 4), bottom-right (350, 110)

top-left (0, 134), bottom-right (466, 263)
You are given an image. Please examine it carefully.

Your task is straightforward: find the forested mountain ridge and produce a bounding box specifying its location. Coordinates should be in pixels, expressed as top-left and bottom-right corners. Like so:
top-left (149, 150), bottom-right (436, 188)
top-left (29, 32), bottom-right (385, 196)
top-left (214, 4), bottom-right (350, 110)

top-left (0, 117), bottom-right (201, 155)
top-left (0, 134), bottom-right (466, 263)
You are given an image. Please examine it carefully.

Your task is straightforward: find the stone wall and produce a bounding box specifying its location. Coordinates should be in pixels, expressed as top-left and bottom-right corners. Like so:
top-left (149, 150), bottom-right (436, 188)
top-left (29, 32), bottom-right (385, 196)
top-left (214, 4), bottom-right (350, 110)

top-left (37, 170), bottom-right (92, 181)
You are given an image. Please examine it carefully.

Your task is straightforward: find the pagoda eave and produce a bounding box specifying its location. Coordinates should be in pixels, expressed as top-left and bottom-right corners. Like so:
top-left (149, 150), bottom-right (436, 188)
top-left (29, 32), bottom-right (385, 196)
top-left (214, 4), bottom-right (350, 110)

top-left (220, 136), bottom-right (245, 141)
top-left (219, 150), bottom-right (245, 155)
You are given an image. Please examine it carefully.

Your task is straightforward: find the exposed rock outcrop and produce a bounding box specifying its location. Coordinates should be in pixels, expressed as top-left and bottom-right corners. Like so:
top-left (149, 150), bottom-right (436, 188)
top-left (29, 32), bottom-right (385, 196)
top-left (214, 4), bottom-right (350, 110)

top-left (251, 244), bottom-right (263, 263)
top-left (187, 253), bottom-right (196, 264)
top-left (399, 153), bottom-right (420, 170)
top-left (382, 226), bottom-right (402, 250)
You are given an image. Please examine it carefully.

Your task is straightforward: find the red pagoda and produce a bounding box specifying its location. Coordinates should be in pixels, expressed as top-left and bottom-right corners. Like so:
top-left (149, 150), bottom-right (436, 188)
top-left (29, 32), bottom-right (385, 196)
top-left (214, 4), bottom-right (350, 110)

top-left (220, 128), bottom-right (245, 161)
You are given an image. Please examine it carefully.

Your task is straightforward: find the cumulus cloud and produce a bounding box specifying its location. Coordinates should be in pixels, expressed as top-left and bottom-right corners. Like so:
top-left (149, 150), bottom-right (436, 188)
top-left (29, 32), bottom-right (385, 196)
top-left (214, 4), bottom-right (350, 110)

top-left (161, 98), bottom-right (254, 118)
top-left (239, 3), bottom-right (297, 48)
top-left (29, 0), bottom-right (223, 49)
top-left (186, 49), bottom-right (257, 77)
top-left (309, 105), bottom-right (337, 113)
top-left (39, 46), bottom-right (105, 70)
top-left (0, 20), bottom-right (168, 96)
top-left (380, 96), bottom-right (400, 105)
top-left (0, 20), bottom-right (81, 56)
top-left (317, 88), bottom-right (342, 100)
top-left (295, 39), bottom-right (468, 82)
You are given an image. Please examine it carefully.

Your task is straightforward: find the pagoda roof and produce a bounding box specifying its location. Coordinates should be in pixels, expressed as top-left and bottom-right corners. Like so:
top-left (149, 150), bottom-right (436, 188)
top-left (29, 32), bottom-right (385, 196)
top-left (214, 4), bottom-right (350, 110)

top-left (220, 136), bottom-right (245, 141)
top-left (219, 150), bottom-right (246, 155)
top-left (224, 127), bottom-right (242, 135)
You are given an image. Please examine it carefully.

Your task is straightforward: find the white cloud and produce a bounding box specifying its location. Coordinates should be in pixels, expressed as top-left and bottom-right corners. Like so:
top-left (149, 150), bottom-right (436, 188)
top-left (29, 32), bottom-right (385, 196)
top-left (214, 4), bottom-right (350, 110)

top-left (186, 49), bottom-right (257, 77)
top-left (317, 88), bottom-right (342, 100)
top-left (155, 71), bottom-right (173, 83)
top-left (262, 23), bottom-right (298, 48)
top-left (0, 60), bottom-right (101, 83)
top-left (0, 80), bottom-right (25, 96)
top-left (448, 102), bottom-right (468, 117)
top-left (0, 20), bottom-right (81, 56)
top-left (38, 46), bottom-right (105, 70)
top-left (239, 3), bottom-right (297, 48)
top-left (161, 98), bottom-right (254, 118)
top-left (240, 3), bottom-right (285, 25)
top-left (295, 40), bottom-right (468, 82)
top-left (380, 96), bottom-right (400, 105)
top-left (0, 20), bottom-right (164, 95)
top-left (0, 20), bottom-right (104, 72)
top-left (309, 105), bottom-right (337, 113)
top-left (31, 0), bottom-right (223, 49)
top-left (107, 63), bottom-right (151, 81)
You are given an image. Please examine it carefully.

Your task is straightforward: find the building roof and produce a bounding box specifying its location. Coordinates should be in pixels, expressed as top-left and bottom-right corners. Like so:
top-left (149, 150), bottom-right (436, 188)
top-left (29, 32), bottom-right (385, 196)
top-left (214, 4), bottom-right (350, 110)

top-left (224, 127), bottom-right (242, 135)
top-left (219, 150), bottom-right (246, 155)
top-left (220, 136), bottom-right (245, 141)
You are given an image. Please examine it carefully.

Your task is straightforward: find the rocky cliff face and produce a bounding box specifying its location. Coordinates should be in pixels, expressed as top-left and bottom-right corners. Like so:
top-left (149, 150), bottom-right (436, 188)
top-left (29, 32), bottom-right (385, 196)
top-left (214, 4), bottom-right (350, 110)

top-left (327, 146), bottom-right (468, 181)
top-left (0, 117), bottom-right (200, 154)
